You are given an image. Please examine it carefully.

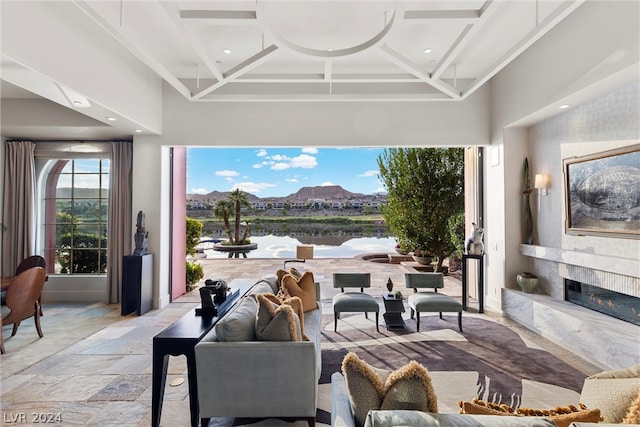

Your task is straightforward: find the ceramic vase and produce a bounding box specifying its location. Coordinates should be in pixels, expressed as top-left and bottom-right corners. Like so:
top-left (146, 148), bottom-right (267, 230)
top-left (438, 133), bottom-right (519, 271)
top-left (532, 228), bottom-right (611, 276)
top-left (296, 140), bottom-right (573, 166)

top-left (517, 272), bottom-right (539, 293)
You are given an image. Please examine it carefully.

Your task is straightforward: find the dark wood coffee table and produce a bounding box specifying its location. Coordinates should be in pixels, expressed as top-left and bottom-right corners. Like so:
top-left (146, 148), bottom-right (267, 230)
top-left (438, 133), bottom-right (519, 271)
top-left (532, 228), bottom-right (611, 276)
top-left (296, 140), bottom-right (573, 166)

top-left (151, 279), bottom-right (253, 427)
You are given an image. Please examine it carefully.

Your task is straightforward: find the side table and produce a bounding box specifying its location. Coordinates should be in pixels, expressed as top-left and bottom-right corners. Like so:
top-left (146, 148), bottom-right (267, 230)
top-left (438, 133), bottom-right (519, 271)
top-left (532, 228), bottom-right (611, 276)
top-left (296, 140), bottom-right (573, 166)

top-left (151, 279), bottom-right (253, 427)
top-left (382, 294), bottom-right (406, 330)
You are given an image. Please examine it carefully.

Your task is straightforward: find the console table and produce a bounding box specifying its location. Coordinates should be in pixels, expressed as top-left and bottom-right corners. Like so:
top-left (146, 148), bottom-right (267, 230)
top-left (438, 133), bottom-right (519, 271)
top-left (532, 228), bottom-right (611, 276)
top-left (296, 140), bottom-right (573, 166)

top-left (151, 279), bottom-right (253, 427)
top-left (461, 254), bottom-right (484, 313)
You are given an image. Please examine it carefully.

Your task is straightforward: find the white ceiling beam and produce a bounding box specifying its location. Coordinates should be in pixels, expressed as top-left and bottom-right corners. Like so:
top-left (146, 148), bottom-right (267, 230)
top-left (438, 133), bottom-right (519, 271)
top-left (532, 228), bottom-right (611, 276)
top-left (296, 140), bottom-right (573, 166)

top-left (461, 0), bottom-right (587, 99)
top-left (195, 93), bottom-right (452, 102)
top-left (193, 45), bottom-right (280, 99)
top-left (377, 45), bottom-right (460, 99)
top-left (71, 0), bottom-right (192, 99)
top-left (180, 10), bottom-right (257, 21)
top-left (431, 0), bottom-right (496, 80)
top-left (324, 61), bottom-right (332, 81)
top-left (404, 9), bottom-right (480, 21)
top-left (159, 2), bottom-right (225, 84)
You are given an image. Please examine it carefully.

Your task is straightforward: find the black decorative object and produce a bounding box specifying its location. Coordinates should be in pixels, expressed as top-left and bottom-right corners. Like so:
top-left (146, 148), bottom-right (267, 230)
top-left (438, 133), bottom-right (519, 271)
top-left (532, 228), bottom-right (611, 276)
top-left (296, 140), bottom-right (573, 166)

top-left (386, 277), bottom-right (394, 294)
top-left (134, 210), bottom-right (149, 255)
top-left (195, 279), bottom-right (230, 316)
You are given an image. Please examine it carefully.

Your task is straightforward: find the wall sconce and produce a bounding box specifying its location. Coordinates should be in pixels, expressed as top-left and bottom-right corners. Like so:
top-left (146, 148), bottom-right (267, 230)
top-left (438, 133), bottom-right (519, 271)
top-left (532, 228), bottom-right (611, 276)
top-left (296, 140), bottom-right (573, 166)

top-left (284, 245), bottom-right (314, 269)
top-left (535, 174), bottom-right (550, 196)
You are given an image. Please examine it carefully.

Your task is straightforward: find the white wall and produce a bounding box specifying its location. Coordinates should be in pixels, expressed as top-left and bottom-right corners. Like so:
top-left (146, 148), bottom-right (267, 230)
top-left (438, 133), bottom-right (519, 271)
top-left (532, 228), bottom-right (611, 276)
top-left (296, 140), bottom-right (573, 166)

top-left (527, 82), bottom-right (640, 299)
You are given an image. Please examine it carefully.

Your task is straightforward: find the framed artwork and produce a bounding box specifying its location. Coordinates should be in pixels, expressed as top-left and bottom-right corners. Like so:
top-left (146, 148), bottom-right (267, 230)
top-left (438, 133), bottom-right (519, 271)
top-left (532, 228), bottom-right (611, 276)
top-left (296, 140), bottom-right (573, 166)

top-left (564, 144), bottom-right (640, 239)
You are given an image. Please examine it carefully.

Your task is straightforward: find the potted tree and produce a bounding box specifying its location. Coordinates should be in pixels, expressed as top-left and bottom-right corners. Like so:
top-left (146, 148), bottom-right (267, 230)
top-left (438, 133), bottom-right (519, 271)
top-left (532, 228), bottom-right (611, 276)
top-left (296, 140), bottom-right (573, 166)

top-left (213, 189), bottom-right (258, 255)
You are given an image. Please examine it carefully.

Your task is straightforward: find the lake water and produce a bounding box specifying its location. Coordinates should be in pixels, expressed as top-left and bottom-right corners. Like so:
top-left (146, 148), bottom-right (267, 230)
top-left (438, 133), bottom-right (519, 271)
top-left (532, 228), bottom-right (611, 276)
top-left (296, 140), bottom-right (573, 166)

top-left (202, 234), bottom-right (397, 259)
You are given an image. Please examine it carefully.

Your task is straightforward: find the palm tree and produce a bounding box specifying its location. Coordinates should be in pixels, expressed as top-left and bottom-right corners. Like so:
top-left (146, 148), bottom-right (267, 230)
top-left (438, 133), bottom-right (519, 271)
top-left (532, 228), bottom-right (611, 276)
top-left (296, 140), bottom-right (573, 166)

top-left (213, 199), bottom-right (234, 243)
top-left (228, 189), bottom-right (250, 244)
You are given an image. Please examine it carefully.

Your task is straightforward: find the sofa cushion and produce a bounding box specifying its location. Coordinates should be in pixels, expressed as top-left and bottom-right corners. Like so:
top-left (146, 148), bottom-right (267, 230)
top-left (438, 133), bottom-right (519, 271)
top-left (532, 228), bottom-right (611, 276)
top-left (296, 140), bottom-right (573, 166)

top-left (255, 294), bottom-right (303, 341)
top-left (282, 271), bottom-right (318, 312)
top-left (260, 293), bottom-right (308, 341)
top-left (459, 399), bottom-right (602, 427)
top-left (341, 352), bottom-right (437, 427)
top-left (364, 411), bottom-right (558, 427)
top-left (214, 295), bottom-right (258, 342)
top-left (580, 365), bottom-right (640, 423)
top-left (254, 276), bottom-right (279, 294)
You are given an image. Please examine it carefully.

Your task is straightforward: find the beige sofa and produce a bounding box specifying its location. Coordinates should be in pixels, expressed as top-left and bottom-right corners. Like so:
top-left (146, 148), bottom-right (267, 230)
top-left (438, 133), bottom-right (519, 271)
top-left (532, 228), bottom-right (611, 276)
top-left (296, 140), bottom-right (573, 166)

top-left (195, 276), bottom-right (322, 427)
top-left (331, 363), bottom-right (640, 427)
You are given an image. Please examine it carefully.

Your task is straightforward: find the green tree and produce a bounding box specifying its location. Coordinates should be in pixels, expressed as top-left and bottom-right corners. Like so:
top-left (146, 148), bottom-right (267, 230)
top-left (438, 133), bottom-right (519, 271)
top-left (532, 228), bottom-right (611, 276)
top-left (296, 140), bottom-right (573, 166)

top-left (185, 217), bottom-right (204, 291)
top-left (213, 199), bottom-right (234, 243)
top-left (229, 189), bottom-right (250, 244)
top-left (377, 147), bottom-right (464, 272)
top-left (186, 217), bottom-right (203, 256)
top-left (214, 189), bottom-right (251, 245)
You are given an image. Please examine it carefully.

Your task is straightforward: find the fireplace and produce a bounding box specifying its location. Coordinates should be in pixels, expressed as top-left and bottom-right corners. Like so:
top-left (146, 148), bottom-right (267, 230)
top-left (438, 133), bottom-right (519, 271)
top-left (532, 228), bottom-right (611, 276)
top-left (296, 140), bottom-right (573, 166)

top-left (565, 279), bottom-right (640, 326)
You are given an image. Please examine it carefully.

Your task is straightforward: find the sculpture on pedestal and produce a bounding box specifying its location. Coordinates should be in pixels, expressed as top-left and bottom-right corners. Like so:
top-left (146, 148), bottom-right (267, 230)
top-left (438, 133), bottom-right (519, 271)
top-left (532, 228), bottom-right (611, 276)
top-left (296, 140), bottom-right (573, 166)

top-left (134, 210), bottom-right (149, 256)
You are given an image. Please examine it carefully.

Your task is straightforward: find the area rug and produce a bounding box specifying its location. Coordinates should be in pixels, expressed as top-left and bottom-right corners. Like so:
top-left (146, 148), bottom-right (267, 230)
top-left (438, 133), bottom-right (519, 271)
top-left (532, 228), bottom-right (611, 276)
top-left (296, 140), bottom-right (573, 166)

top-left (225, 311), bottom-right (589, 426)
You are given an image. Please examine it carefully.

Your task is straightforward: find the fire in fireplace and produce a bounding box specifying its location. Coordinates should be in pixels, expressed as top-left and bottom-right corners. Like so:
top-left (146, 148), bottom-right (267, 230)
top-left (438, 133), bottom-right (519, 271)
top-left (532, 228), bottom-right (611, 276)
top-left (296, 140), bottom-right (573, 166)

top-left (565, 279), bottom-right (639, 326)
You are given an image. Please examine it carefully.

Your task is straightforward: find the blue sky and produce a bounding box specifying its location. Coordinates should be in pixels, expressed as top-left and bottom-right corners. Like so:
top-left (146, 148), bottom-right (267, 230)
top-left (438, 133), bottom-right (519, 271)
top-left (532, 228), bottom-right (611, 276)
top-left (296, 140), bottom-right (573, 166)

top-left (186, 147), bottom-right (387, 197)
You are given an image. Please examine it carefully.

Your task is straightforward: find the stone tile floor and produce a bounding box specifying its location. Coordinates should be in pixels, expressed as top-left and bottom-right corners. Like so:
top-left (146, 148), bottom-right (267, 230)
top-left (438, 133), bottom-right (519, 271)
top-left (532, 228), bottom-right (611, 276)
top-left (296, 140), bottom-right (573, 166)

top-left (0, 258), bottom-right (600, 426)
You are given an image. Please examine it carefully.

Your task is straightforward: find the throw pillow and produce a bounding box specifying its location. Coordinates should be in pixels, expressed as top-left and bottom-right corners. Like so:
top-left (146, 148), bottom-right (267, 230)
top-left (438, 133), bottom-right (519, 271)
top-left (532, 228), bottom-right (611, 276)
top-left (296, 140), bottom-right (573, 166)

top-left (255, 294), bottom-right (303, 341)
top-left (261, 293), bottom-right (309, 341)
top-left (580, 376), bottom-right (640, 423)
top-left (623, 389), bottom-right (640, 424)
top-left (281, 271), bottom-right (318, 312)
top-left (459, 398), bottom-right (602, 427)
top-left (214, 295), bottom-right (258, 342)
top-left (341, 352), bottom-right (437, 427)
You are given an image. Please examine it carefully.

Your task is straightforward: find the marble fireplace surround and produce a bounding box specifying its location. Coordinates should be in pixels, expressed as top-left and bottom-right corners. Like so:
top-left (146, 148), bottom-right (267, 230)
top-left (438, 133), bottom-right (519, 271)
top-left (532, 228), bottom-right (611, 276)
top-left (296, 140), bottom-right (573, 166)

top-left (503, 244), bottom-right (640, 370)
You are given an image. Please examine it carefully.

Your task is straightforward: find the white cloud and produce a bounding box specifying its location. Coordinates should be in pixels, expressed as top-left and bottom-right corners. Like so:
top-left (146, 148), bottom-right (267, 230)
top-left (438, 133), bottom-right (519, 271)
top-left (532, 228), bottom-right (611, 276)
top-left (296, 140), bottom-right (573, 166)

top-left (270, 154), bottom-right (290, 161)
top-left (231, 182), bottom-right (276, 194)
top-left (285, 178), bottom-right (299, 182)
top-left (271, 162), bottom-right (290, 170)
top-left (290, 154), bottom-right (317, 168)
top-left (225, 177), bottom-right (234, 182)
top-left (190, 188), bottom-right (209, 194)
top-left (252, 163), bottom-right (263, 169)
top-left (358, 170), bottom-right (378, 177)
top-left (256, 149), bottom-right (267, 157)
top-left (215, 170), bottom-right (239, 177)
top-left (302, 147), bottom-right (318, 154)
top-left (321, 181), bottom-right (336, 186)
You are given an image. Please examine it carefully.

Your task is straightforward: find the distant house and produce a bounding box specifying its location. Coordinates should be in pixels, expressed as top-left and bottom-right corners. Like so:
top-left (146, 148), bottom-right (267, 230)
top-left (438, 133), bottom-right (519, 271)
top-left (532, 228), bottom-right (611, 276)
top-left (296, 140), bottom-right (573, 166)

top-left (187, 201), bottom-right (207, 209)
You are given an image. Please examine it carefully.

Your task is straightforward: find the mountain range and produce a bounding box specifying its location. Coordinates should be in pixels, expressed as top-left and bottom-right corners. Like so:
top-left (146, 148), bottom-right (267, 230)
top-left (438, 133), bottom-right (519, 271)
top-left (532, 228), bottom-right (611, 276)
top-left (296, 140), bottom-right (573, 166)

top-left (186, 185), bottom-right (373, 202)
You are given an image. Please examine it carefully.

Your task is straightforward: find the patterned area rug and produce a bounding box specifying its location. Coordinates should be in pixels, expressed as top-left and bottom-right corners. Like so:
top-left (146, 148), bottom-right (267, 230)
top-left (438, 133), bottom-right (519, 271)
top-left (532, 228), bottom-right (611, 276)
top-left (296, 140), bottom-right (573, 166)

top-left (223, 311), bottom-right (588, 426)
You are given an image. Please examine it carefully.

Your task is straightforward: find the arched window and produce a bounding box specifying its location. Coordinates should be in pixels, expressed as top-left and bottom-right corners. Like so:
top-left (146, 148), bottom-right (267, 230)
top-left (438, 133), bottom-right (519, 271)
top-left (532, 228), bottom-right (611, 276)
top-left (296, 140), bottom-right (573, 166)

top-left (43, 159), bottom-right (110, 274)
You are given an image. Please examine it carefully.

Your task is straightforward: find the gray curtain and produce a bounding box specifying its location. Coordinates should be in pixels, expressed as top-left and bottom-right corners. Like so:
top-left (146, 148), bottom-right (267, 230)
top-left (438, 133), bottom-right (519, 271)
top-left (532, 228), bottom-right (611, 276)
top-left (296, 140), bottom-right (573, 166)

top-left (107, 141), bottom-right (133, 304)
top-left (1, 141), bottom-right (35, 276)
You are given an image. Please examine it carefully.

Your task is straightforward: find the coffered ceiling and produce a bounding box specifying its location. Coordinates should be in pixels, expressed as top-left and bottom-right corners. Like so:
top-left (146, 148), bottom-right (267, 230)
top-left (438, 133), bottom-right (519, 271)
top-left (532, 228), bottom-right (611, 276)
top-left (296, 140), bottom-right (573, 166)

top-left (1, 0), bottom-right (586, 139)
top-left (75, 0), bottom-right (582, 101)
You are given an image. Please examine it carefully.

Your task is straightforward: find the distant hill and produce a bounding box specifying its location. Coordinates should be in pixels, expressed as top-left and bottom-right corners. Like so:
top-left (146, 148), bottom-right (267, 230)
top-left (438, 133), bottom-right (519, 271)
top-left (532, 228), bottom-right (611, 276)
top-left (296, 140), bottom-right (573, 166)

top-left (187, 185), bottom-right (366, 202)
top-left (287, 185), bottom-right (363, 200)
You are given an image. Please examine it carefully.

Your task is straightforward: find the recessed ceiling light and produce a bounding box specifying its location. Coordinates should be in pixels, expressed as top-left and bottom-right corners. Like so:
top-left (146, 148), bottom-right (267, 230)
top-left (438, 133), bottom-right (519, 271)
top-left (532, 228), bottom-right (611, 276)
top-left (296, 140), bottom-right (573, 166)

top-left (223, 48), bottom-right (231, 54)
top-left (423, 48), bottom-right (432, 54)
top-left (135, 129), bottom-right (142, 133)
top-left (106, 116), bottom-right (116, 121)
top-left (559, 104), bottom-right (570, 109)
top-left (327, 48), bottom-right (334, 52)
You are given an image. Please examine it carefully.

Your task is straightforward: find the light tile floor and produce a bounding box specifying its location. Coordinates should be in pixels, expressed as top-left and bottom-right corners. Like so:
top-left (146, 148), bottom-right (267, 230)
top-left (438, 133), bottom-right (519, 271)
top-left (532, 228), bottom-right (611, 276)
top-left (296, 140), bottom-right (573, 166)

top-left (0, 258), bottom-right (601, 426)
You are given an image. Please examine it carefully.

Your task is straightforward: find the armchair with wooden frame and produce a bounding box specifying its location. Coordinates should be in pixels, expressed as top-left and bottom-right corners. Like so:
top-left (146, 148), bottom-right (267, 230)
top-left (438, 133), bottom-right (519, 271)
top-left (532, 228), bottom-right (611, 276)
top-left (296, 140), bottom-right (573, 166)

top-left (1, 266), bottom-right (47, 354)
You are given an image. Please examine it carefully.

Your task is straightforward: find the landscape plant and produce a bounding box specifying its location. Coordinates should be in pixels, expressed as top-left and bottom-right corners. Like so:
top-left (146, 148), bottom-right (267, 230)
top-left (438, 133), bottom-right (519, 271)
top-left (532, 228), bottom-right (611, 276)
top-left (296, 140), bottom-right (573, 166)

top-left (185, 216), bottom-right (204, 291)
top-left (377, 147), bottom-right (464, 272)
top-left (214, 189), bottom-right (251, 245)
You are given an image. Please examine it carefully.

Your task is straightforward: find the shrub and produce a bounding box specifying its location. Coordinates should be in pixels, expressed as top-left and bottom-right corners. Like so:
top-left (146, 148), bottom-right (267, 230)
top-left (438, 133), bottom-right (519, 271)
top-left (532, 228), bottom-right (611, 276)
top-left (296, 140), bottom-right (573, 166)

top-left (186, 261), bottom-right (204, 292)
